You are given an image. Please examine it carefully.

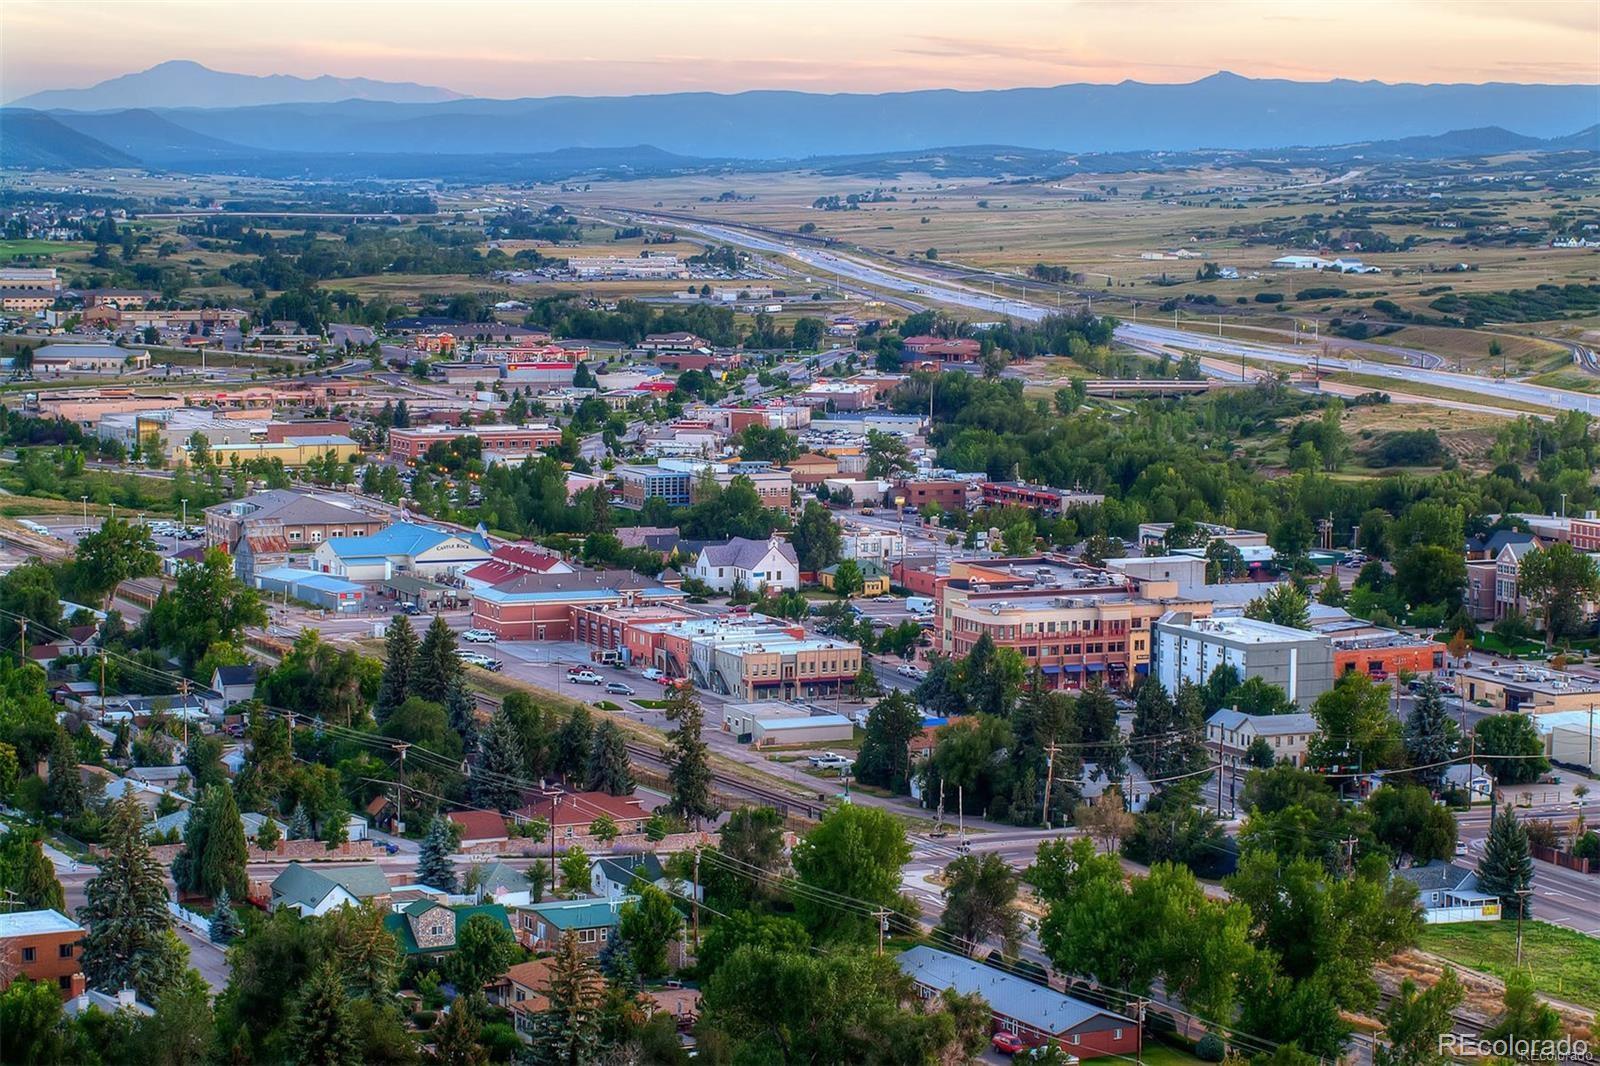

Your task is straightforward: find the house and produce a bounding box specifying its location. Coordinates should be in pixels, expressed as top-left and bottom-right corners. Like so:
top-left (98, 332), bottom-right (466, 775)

top-left (270, 862), bottom-right (392, 916)
top-left (1393, 862), bottom-right (1501, 923)
top-left (65, 986), bottom-right (153, 1018)
top-left (312, 522), bottom-right (492, 581)
top-left (469, 861), bottom-right (533, 904)
top-left (898, 946), bottom-right (1139, 1057)
top-left (690, 536), bottom-right (800, 593)
top-left (127, 764), bottom-right (192, 790)
top-left (365, 793), bottom-right (398, 834)
top-left (1205, 708), bottom-right (1320, 769)
top-left (209, 665), bottom-right (256, 708)
top-left (820, 560), bottom-right (890, 597)
top-left (383, 901), bottom-right (513, 956)
top-left (1442, 762), bottom-right (1493, 800)
top-left (147, 808), bottom-right (287, 841)
top-left (0, 909), bottom-right (86, 998)
top-left (514, 791), bottom-right (650, 841)
top-left (100, 776), bottom-right (189, 817)
top-left (448, 810), bottom-right (510, 849)
top-left (487, 959), bottom-right (554, 1041)
top-left (590, 854), bottom-right (699, 902)
top-left (511, 897), bottom-right (632, 954)
top-left (1078, 761), bottom-right (1153, 813)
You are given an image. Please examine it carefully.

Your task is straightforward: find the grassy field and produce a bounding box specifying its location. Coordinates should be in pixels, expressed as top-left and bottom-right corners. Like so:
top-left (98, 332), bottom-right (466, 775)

top-left (0, 239), bottom-right (92, 258)
top-left (1417, 921), bottom-right (1600, 1007)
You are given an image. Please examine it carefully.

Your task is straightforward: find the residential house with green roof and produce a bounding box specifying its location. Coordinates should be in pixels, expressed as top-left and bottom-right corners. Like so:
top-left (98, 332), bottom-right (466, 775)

top-left (511, 896), bottom-right (635, 955)
top-left (383, 901), bottom-right (513, 956)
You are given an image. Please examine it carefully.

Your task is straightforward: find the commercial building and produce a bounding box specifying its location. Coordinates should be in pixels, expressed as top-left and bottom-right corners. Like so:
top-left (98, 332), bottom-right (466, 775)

top-left (900, 336), bottom-right (982, 363)
top-left (388, 424), bottom-right (563, 463)
top-left (615, 459), bottom-right (792, 510)
top-left (0, 909), bottom-right (85, 998)
top-left (1137, 522), bottom-right (1267, 552)
top-left (751, 712), bottom-right (855, 748)
top-left (0, 266), bottom-right (61, 291)
top-left (1152, 613), bottom-right (1334, 707)
top-left (1316, 619), bottom-right (1446, 679)
top-left (841, 528), bottom-right (906, 566)
top-left (205, 489), bottom-right (383, 565)
top-left (934, 556), bottom-right (1201, 690)
top-left (32, 343), bottom-right (148, 374)
top-left (1206, 708), bottom-right (1320, 769)
top-left (569, 256), bottom-right (688, 281)
top-left (471, 569), bottom-right (685, 641)
top-left (624, 615), bottom-right (861, 700)
top-left (894, 477), bottom-right (971, 512)
top-left (979, 482), bottom-right (1105, 516)
top-left (253, 566), bottom-right (367, 613)
top-left (638, 330), bottom-right (707, 350)
top-left (898, 947), bottom-right (1138, 1058)
top-left (784, 453), bottom-right (839, 487)
top-left (461, 543), bottom-right (573, 589)
top-left (204, 437), bottom-right (360, 468)
top-left (313, 521), bottom-right (492, 581)
top-left (1455, 665), bottom-right (1600, 715)
top-left (1107, 555), bottom-right (1209, 595)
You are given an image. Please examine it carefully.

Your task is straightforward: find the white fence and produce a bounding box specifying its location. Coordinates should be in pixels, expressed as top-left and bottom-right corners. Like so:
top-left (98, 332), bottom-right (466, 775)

top-left (1421, 903), bottom-right (1500, 924)
top-left (166, 899), bottom-right (211, 936)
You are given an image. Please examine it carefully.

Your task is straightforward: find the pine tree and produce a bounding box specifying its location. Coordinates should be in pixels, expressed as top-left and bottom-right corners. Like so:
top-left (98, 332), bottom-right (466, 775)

top-left (208, 888), bottom-right (242, 944)
top-left (446, 673), bottom-right (479, 752)
top-left (432, 999), bottom-right (488, 1066)
top-left (376, 614), bottom-right (417, 720)
top-left (0, 830), bottom-right (64, 911)
top-left (80, 793), bottom-right (182, 1000)
top-left (525, 931), bottom-right (607, 1066)
top-left (287, 959), bottom-right (361, 1066)
top-left (414, 614), bottom-right (461, 704)
top-left (417, 815), bottom-right (459, 893)
top-left (1131, 680), bottom-right (1200, 781)
top-left (585, 720), bottom-right (635, 796)
top-left (1403, 678), bottom-right (1461, 789)
top-left (44, 728), bottom-right (84, 818)
top-left (474, 706), bottom-right (525, 814)
top-left (175, 784), bottom-right (248, 900)
top-left (664, 683), bottom-right (717, 827)
top-left (553, 706), bottom-right (593, 781)
top-left (288, 803), bottom-right (312, 840)
top-left (1477, 807), bottom-right (1534, 919)
top-left (111, 721), bottom-right (131, 762)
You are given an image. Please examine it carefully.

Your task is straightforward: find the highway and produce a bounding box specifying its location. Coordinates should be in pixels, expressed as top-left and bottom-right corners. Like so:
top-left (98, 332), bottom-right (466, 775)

top-left (627, 212), bottom-right (1600, 416)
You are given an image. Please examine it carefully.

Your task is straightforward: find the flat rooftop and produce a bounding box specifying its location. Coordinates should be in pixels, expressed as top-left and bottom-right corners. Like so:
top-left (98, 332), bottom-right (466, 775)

top-left (1160, 614), bottom-right (1319, 644)
top-left (1457, 665), bottom-right (1600, 695)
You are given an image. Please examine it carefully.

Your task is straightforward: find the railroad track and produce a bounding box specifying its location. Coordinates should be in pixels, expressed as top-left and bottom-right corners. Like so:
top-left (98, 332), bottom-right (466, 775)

top-left (472, 691), bottom-right (823, 819)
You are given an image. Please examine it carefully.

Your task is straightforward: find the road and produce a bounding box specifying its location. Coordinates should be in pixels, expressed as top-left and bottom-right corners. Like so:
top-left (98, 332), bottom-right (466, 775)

top-left (622, 212), bottom-right (1600, 416)
top-left (1456, 802), bottom-right (1600, 934)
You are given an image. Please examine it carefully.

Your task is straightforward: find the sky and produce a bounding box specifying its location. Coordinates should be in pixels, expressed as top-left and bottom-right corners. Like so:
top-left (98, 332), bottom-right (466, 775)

top-left (4, 0), bottom-right (1597, 101)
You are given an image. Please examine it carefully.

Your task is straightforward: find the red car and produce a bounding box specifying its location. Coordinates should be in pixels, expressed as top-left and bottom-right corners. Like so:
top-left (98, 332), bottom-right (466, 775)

top-left (991, 1032), bottom-right (1027, 1055)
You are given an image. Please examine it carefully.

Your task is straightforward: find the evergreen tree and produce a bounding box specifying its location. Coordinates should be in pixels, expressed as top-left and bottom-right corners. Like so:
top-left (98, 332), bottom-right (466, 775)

top-left (254, 814), bottom-right (281, 851)
top-left (553, 706), bottom-right (594, 781)
top-left (80, 793), bottom-right (183, 1001)
top-left (417, 815), bottom-right (459, 893)
top-left (432, 1000), bottom-right (488, 1066)
top-left (287, 803), bottom-right (312, 840)
top-left (111, 721), bottom-right (131, 762)
top-left (664, 683), bottom-right (717, 827)
top-left (414, 614), bottom-right (461, 704)
top-left (209, 888), bottom-right (242, 944)
top-left (1476, 808), bottom-right (1534, 919)
top-left (173, 784), bottom-right (248, 900)
top-left (585, 720), bottom-right (634, 796)
top-left (1403, 678), bottom-right (1461, 789)
top-left (0, 830), bottom-right (64, 911)
top-left (286, 959), bottom-right (361, 1066)
top-left (474, 705), bottom-right (526, 813)
top-left (375, 613), bottom-right (418, 721)
top-left (44, 728), bottom-right (84, 818)
top-left (1130, 680), bottom-right (1202, 782)
top-left (446, 673), bottom-right (479, 752)
top-left (524, 932), bottom-right (607, 1066)
top-left (855, 690), bottom-right (924, 794)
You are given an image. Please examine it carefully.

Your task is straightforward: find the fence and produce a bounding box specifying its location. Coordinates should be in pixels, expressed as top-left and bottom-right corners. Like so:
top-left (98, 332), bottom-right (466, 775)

top-left (1421, 902), bottom-right (1501, 924)
top-left (1532, 845), bottom-right (1595, 874)
top-left (166, 899), bottom-right (211, 936)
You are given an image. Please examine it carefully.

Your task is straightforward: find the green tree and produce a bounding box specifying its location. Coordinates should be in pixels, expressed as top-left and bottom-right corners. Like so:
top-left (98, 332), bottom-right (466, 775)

top-left (830, 559), bottom-right (864, 598)
top-left (431, 1001), bottom-right (487, 1066)
top-left (1309, 672), bottom-right (1404, 771)
top-left (524, 932), bottom-right (606, 1066)
top-left (0, 829), bottom-right (64, 912)
top-left (1367, 784), bottom-right (1458, 862)
top-left (1244, 583), bottom-right (1311, 629)
top-left (0, 562), bottom-right (59, 653)
top-left (286, 959), bottom-right (361, 1066)
top-left (375, 613), bottom-right (418, 720)
top-left (863, 429), bottom-right (913, 479)
top-left (588, 814), bottom-right (619, 845)
top-left (854, 690), bottom-right (923, 794)
top-left (1205, 539), bottom-right (1247, 583)
top-left (72, 517), bottom-right (159, 608)
top-left (449, 913), bottom-right (521, 992)
top-left (791, 804), bottom-right (912, 944)
top-left (618, 884), bottom-right (684, 979)
top-left (1473, 714), bottom-right (1550, 785)
top-left (209, 888), bottom-right (243, 944)
top-left (585, 719), bottom-right (634, 796)
top-left (147, 548), bottom-right (267, 669)
top-left (1375, 969), bottom-right (1463, 1066)
top-left (44, 728), bottom-right (84, 818)
top-left (0, 978), bottom-right (79, 1065)
top-left (937, 851), bottom-right (1022, 957)
top-left (1482, 969), bottom-right (1561, 1044)
top-left (1475, 807), bottom-right (1533, 919)
top-left (173, 783), bottom-right (249, 900)
top-left (474, 702), bottom-right (526, 813)
top-left (1401, 678), bottom-right (1459, 787)
top-left (417, 815), bottom-right (459, 893)
top-left (414, 614), bottom-right (461, 704)
top-left (1516, 541), bottom-right (1600, 642)
top-left (664, 683), bottom-right (717, 827)
top-left (1393, 545), bottom-right (1467, 616)
top-left (553, 705), bottom-right (593, 781)
top-left (559, 845), bottom-right (591, 898)
top-left (80, 793), bottom-right (185, 1001)
top-left (714, 806), bottom-right (789, 907)
top-left (790, 501), bottom-right (842, 573)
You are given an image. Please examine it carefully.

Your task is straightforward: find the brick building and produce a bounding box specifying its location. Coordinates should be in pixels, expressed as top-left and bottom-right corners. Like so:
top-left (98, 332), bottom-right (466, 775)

top-left (0, 910), bottom-right (86, 998)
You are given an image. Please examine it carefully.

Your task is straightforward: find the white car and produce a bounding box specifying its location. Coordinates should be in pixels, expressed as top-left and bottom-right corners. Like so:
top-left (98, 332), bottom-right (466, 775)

top-left (897, 663), bottom-right (925, 680)
top-left (457, 651), bottom-right (503, 672)
top-left (808, 752), bottom-right (854, 769)
top-left (461, 629), bottom-right (497, 644)
top-left (640, 668), bottom-right (666, 682)
top-left (1454, 840), bottom-right (1469, 856)
top-left (568, 670), bottom-right (604, 686)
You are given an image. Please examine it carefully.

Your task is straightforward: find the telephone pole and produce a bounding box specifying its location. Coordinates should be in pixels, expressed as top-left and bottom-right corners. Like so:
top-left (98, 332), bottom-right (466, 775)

top-left (1041, 742), bottom-right (1060, 828)
top-left (691, 848), bottom-right (702, 950)
top-left (1514, 888), bottom-right (1532, 965)
top-left (178, 677), bottom-right (190, 749)
top-left (392, 742), bottom-right (410, 835)
top-left (873, 908), bottom-right (891, 955)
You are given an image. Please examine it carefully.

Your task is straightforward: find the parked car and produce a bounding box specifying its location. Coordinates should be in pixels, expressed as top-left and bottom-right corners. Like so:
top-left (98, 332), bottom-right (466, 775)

top-left (459, 652), bottom-right (503, 672)
top-left (461, 629), bottom-right (497, 643)
top-left (807, 753), bottom-right (854, 770)
top-left (991, 1033), bottom-right (1027, 1056)
top-left (398, 602), bottom-right (422, 615)
top-left (640, 668), bottom-right (666, 682)
top-left (605, 682), bottom-right (635, 696)
top-left (1455, 840), bottom-right (1469, 856)
top-left (897, 663), bottom-right (925, 680)
top-left (568, 671), bottom-right (604, 686)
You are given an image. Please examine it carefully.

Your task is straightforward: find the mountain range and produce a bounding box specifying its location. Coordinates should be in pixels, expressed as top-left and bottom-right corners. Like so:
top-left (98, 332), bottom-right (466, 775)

top-left (6, 60), bottom-right (463, 110)
top-left (1, 65), bottom-right (1596, 180)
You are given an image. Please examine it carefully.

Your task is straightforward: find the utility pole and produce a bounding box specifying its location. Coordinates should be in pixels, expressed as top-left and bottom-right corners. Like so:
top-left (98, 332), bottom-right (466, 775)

top-left (1041, 741), bottom-right (1060, 828)
top-left (1341, 835), bottom-right (1358, 875)
top-left (549, 792), bottom-right (562, 900)
top-left (1134, 998), bottom-right (1147, 1066)
top-left (873, 908), bottom-right (891, 955)
top-left (178, 677), bottom-right (190, 749)
top-left (98, 650), bottom-right (106, 708)
top-left (17, 617), bottom-right (25, 664)
top-left (691, 848), bottom-right (702, 950)
top-left (957, 786), bottom-right (966, 852)
top-left (392, 742), bottom-right (409, 835)
top-left (1514, 888), bottom-right (1532, 965)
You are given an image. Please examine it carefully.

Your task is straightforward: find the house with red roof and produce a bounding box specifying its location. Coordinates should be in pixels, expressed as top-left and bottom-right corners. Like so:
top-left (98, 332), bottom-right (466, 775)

top-left (461, 543), bottom-right (573, 589)
top-left (447, 810), bottom-right (510, 849)
top-left (513, 790), bottom-right (650, 842)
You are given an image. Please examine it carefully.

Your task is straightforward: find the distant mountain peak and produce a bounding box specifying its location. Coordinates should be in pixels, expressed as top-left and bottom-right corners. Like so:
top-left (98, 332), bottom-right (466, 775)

top-left (7, 61), bottom-right (464, 111)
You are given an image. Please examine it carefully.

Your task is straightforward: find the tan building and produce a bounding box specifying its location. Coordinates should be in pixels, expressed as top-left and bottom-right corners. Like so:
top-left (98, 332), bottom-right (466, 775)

top-left (1456, 664), bottom-right (1600, 715)
top-left (934, 555), bottom-right (1207, 690)
top-left (1206, 708), bottom-right (1320, 769)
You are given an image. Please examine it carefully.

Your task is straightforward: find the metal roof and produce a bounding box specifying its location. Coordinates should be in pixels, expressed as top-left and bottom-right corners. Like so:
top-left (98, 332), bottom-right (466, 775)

top-left (898, 947), bottom-right (1131, 1034)
top-left (0, 908), bottom-right (82, 938)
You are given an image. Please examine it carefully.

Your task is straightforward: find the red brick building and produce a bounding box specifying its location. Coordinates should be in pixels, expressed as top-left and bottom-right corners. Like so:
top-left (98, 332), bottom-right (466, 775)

top-left (389, 424), bottom-right (563, 462)
top-left (895, 478), bottom-right (969, 512)
top-left (0, 910), bottom-right (86, 998)
top-left (471, 569), bottom-right (685, 641)
top-left (901, 336), bottom-right (981, 362)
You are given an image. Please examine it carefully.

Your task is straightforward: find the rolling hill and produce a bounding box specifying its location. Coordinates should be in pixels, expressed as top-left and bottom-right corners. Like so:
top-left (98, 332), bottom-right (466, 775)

top-left (8, 59), bottom-right (463, 110)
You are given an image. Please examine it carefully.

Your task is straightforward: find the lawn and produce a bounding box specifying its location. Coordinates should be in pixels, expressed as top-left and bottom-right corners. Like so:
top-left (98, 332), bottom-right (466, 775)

top-left (1418, 921), bottom-right (1600, 1007)
top-left (631, 698), bottom-right (671, 710)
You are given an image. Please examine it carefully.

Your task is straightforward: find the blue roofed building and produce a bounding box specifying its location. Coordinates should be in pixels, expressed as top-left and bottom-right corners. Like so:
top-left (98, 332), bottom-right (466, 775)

top-left (311, 521), bottom-right (492, 581)
top-left (253, 566), bottom-right (367, 612)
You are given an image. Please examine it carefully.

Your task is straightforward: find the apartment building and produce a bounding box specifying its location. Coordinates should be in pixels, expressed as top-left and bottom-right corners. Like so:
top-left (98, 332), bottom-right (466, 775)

top-left (388, 424), bottom-right (563, 462)
top-left (979, 482), bottom-right (1105, 516)
top-left (841, 528), bottom-right (906, 565)
top-left (934, 556), bottom-right (1202, 690)
top-left (1152, 612), bottom-right (1334, 707)
top-left (1207, 708), bottom-right (1320, 769)
top-left (0, 266), bottom-right (61, 292)
top-left (0, 909), bottom-right (85, 998)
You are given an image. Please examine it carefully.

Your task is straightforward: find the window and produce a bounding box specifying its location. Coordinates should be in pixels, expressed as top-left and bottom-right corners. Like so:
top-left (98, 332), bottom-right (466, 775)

top-left (22, 947), bottom-right (36, 962)
top-left (1071, 1035), bottom-right (1081, 1046)
top-left (1114, 1029), bottom-right (1124, 1041)
top-left (60, 975), bottom-right (72, 990)
top-left (58, 943), bottom-right (72, 958)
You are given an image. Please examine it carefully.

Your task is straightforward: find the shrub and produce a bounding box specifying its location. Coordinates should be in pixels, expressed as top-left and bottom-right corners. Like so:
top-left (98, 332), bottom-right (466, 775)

top-left (1197, 1033), bottom-right (1227, 1062)
top-left (1254, 292), bottom-right (1284, 304)
top-left (412, 1010), bottom-right (437, 1030)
